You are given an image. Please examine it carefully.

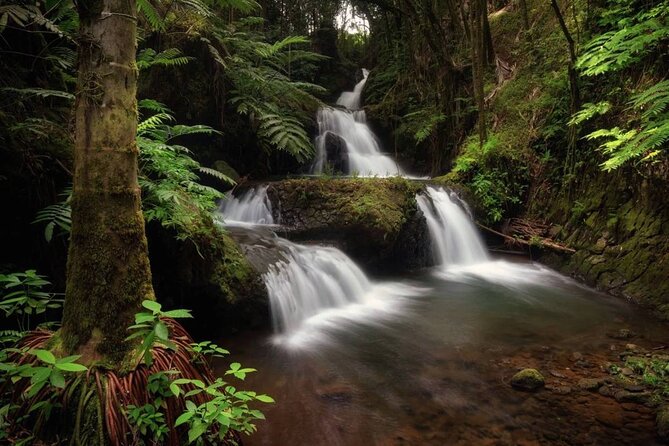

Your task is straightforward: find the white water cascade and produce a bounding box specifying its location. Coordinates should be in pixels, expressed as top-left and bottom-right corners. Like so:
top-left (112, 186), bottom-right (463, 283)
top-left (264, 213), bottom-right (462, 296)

top-left (216, 186), bottom-right (420, 347)
top-left (417, 186), bottom-right (489, 266)
top-left (218, 186), bottom-right (274, 225)
top-left (312, 69), bottom-right (404, 177)
top-left (263, 240), bottom-right (420, 346)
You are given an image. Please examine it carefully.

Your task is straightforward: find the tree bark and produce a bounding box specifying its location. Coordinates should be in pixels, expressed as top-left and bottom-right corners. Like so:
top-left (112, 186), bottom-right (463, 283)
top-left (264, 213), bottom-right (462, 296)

top-left (62, 0), bottom-right (155, 364)
top-left (471, 0), bottom-right (487, 145)
top-left (519, 0), bottom-right (530, 30)
top-left (550, 0), bottom-right (581, 176)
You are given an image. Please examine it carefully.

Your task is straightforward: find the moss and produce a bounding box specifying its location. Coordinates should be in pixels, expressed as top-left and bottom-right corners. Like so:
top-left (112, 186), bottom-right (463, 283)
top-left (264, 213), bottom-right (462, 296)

top-left (511, 368), bottom-right (545, 391)
top-left (270, 177), bottom-right (423, 240)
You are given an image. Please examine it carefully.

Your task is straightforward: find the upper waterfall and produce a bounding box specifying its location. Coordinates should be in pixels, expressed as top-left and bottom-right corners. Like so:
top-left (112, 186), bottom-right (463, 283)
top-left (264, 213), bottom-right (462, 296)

top-left (218, 185), bottom-right (274, 225)
top-left (311, 70), bottom-right (405, 177)
top-left (417, 186), bottom-right (489, 266)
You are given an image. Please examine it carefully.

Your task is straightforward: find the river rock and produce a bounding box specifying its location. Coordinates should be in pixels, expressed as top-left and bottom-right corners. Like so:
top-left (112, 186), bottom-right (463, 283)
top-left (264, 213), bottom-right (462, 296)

top-left (511, 369), bottom-right (545, 391)
top-left (577, 377), bottom-right (605, 391)
top-left (322, 132), bottom-right (349, 174)
top-left (266, 178), bottom-right (431, 272)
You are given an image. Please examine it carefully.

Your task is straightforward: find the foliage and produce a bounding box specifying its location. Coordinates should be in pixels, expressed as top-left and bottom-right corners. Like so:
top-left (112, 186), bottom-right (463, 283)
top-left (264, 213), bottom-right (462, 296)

top-left (574, 0), bottom-right (669, 169)
top-left (206, 23), bottom-right (326, 162)
top-left (126, 300), bottom-right (193, 366)
top-left (137, 101), bottom-right (232, 234)
top-left (0, 271), bottom-right (62, 331)
top-left (33, 187), bottom-right (71, 242)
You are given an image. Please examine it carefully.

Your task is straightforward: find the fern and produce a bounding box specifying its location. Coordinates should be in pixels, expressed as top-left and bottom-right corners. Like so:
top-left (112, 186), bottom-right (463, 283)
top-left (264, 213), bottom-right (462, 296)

top-left (33, 187), bottom-right (72, 242)
top-left (568, 102), bottom-right (611, 126)
top-left (137, 48), bottom-right (193, 71)
top-left (137, 0), bottom-right (165, 31)
top-left (577, 3), bottom-right (669, 76)
top-left (2, 87), bottom-right (74, 101)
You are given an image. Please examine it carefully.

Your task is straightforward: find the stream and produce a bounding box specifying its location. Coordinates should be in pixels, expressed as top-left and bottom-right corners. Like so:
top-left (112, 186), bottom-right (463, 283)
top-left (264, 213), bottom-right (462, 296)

top-left (216, 186), bottom-right (669, 445)
top-left (212, 76), bottom-right (669, 445)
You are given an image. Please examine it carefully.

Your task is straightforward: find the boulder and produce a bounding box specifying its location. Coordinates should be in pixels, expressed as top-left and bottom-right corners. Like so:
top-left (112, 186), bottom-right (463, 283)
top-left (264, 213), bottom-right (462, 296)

top-left (323, 132), bottom-right (349, 174)
top-left (511, 368), bottom-right (545, 392)
top-left (266, 178), bottom-right (432, 272)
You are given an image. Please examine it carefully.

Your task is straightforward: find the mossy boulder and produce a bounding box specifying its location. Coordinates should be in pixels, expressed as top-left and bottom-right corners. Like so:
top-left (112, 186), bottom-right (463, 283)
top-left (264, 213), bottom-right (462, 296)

top-left (146, 220), bottom-right (269, 337)
top-left (266, 177), bottom-right (432, 271)
top-left (511, 368), bottom-right (545, 391)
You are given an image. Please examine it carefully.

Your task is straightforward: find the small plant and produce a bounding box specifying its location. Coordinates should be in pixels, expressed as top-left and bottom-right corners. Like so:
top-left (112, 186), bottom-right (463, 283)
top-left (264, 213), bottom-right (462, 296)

top-left (126, 300), bottom-right (193, 366)
top-left (171, 376), bottom-right (273, 444)
top-left (0, 271), bottom-right (63, 331)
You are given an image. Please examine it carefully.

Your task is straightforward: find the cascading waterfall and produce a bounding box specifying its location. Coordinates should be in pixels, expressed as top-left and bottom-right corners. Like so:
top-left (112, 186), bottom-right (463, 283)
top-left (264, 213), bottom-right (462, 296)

top-left (218, 185), bottom-right (274, 225)
top-left (216, 185), bottom-right (420, 346)
top-left (312, 70), bottom-right (404, 177)
top-left (417, 186), bottom-right (489, 266)
top-left (263, 242), bottom-right (372, 334)
top-left (417, 186), bottom-right (569, 286)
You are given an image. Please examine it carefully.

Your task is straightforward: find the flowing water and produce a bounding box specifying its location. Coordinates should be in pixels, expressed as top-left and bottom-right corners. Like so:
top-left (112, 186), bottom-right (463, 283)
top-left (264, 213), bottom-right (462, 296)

top-left (218, 185), bottom-right (274, 226)
top-left (216, 185), bottom-right (669, 445)
top-left (312, 70), bottom-right (405, 177)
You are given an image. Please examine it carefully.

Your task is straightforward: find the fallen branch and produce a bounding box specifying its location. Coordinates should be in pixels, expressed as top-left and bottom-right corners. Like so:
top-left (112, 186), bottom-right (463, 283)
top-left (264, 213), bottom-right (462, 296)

top-left (476, 222), bottom-right (576, 254)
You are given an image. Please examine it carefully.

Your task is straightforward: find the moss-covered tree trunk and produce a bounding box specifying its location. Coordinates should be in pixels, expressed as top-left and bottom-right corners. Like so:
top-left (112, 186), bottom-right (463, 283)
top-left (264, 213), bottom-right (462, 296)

top-left (61, 0), bottom-right (154, 364)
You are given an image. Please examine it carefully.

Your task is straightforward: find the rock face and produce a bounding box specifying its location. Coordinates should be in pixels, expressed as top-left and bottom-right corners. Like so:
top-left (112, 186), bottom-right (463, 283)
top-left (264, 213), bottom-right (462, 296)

top-left (266, 178), bottom-right (432, 272)
top-left (511, 369), bottom-right (545, 391)
top-left (322, 132), bottom-right (349, 174)
top-left (539, 171), bottom-right (669, 318)
top-left (147, 221), bottom-right (269, 337)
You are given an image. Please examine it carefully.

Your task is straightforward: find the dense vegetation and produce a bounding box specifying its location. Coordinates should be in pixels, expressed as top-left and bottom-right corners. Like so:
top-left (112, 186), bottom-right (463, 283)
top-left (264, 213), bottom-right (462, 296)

top-left (0, 0), bottom-right (668, 443)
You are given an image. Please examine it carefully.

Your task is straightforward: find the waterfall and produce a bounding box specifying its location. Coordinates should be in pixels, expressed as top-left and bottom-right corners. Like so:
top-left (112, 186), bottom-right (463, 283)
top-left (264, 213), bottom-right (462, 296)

top-left (218, 186), bottom-right (274, 225)
top-left (416, 186), bottom-right (489, 266)
top-left (264, 242), bottom-right (372, 334)
top-left (312, 70), bottom-right (404, 177)
top-left (262, 239), bottom-right (422, 346)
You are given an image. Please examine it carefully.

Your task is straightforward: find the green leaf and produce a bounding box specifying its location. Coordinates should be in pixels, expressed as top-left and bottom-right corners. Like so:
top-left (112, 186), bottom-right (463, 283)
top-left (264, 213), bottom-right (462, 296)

top-left (142, 300), bottom-right (162, 313)
top-left (54, 362), bottom-right (87, 372)
top-left (255, 394), bottom-right (274, 403)
top-left (154, 321), bottom-right (169, 341)
top-left (161, 309), bottom-right (193, 319)
top-left (49, 369), bottom-right (65, 388)
top-left (188, 422), bottom-right (208, 444)
top-left (31, 349), bottom-right (56, 365)
top-left (174, 411), bottom-right (194, 427)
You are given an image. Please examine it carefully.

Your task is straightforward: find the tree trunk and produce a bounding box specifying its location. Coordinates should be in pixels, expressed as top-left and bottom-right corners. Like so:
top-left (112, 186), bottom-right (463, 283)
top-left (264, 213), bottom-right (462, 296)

top-left (62, 0), bottom-right (155, 364)
top-left (471, 0), bottom-right (487, 145)
top-left (519, 0), bottom-right (530, 30)
top-left (550, 0), bottom-right (581, 177)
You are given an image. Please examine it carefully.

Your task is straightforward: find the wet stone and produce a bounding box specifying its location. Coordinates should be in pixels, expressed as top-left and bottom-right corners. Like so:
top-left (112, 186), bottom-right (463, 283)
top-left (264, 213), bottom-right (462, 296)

top-left (511, 369), bottom-right (545, 392)
top-left (578, 378), bottom-right (605, 391)
top-left (614, 390), bottom-right (651, 404)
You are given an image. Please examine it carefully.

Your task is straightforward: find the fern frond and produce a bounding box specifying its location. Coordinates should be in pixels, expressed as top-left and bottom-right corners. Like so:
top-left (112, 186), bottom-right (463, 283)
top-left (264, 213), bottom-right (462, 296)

top-left (568, 102), bottom-right (612, 126)
top-left (629, 80), bottom-right (669, 120)
top-left (198, 167), bottom-right (235, 185)
top-left (137, 48), bottom-right (192, 71)
top-left (2, 87), bottom-right (74, 100)
top-left (137, 0), bottom-right (165, 31)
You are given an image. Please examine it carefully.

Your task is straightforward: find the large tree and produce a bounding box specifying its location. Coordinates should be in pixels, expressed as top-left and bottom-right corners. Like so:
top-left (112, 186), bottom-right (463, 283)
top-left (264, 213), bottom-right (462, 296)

top-left (61, 0), bottom-right (155, 363)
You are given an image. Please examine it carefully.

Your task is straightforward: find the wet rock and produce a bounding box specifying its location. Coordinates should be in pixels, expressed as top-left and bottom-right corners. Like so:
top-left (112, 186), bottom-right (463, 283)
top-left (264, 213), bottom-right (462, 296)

top-left (596, 410), bottom-right (624, 428)
top-left (322, 132), bottom-right (349, 174)
top-left (599, 385), bottom-right (616, 397)
top-left (571, 352), bottom-right (583, 361)
top-left (624, 384), bottom-right (646, 393)
top-left (609, 329), bottom-right (636, 340)
top-left (614, 390), bottom-right (651, 404)
top-left (657, 406), bottom-right (669, 440)
top-left (621, 367), bottom-right (635, 376)
top-left (550, 370), bottom-right (567, 378)
top-left (625, 343), bottom-right (639, 351)
top-left (546, 384), bottom-right (572, 395)
top-left (577, 378), bottom-right (605, 391)
top-left (317, 384), bottom-right (353, 404)
top-left (511, 369), bottom-right (545, 392)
